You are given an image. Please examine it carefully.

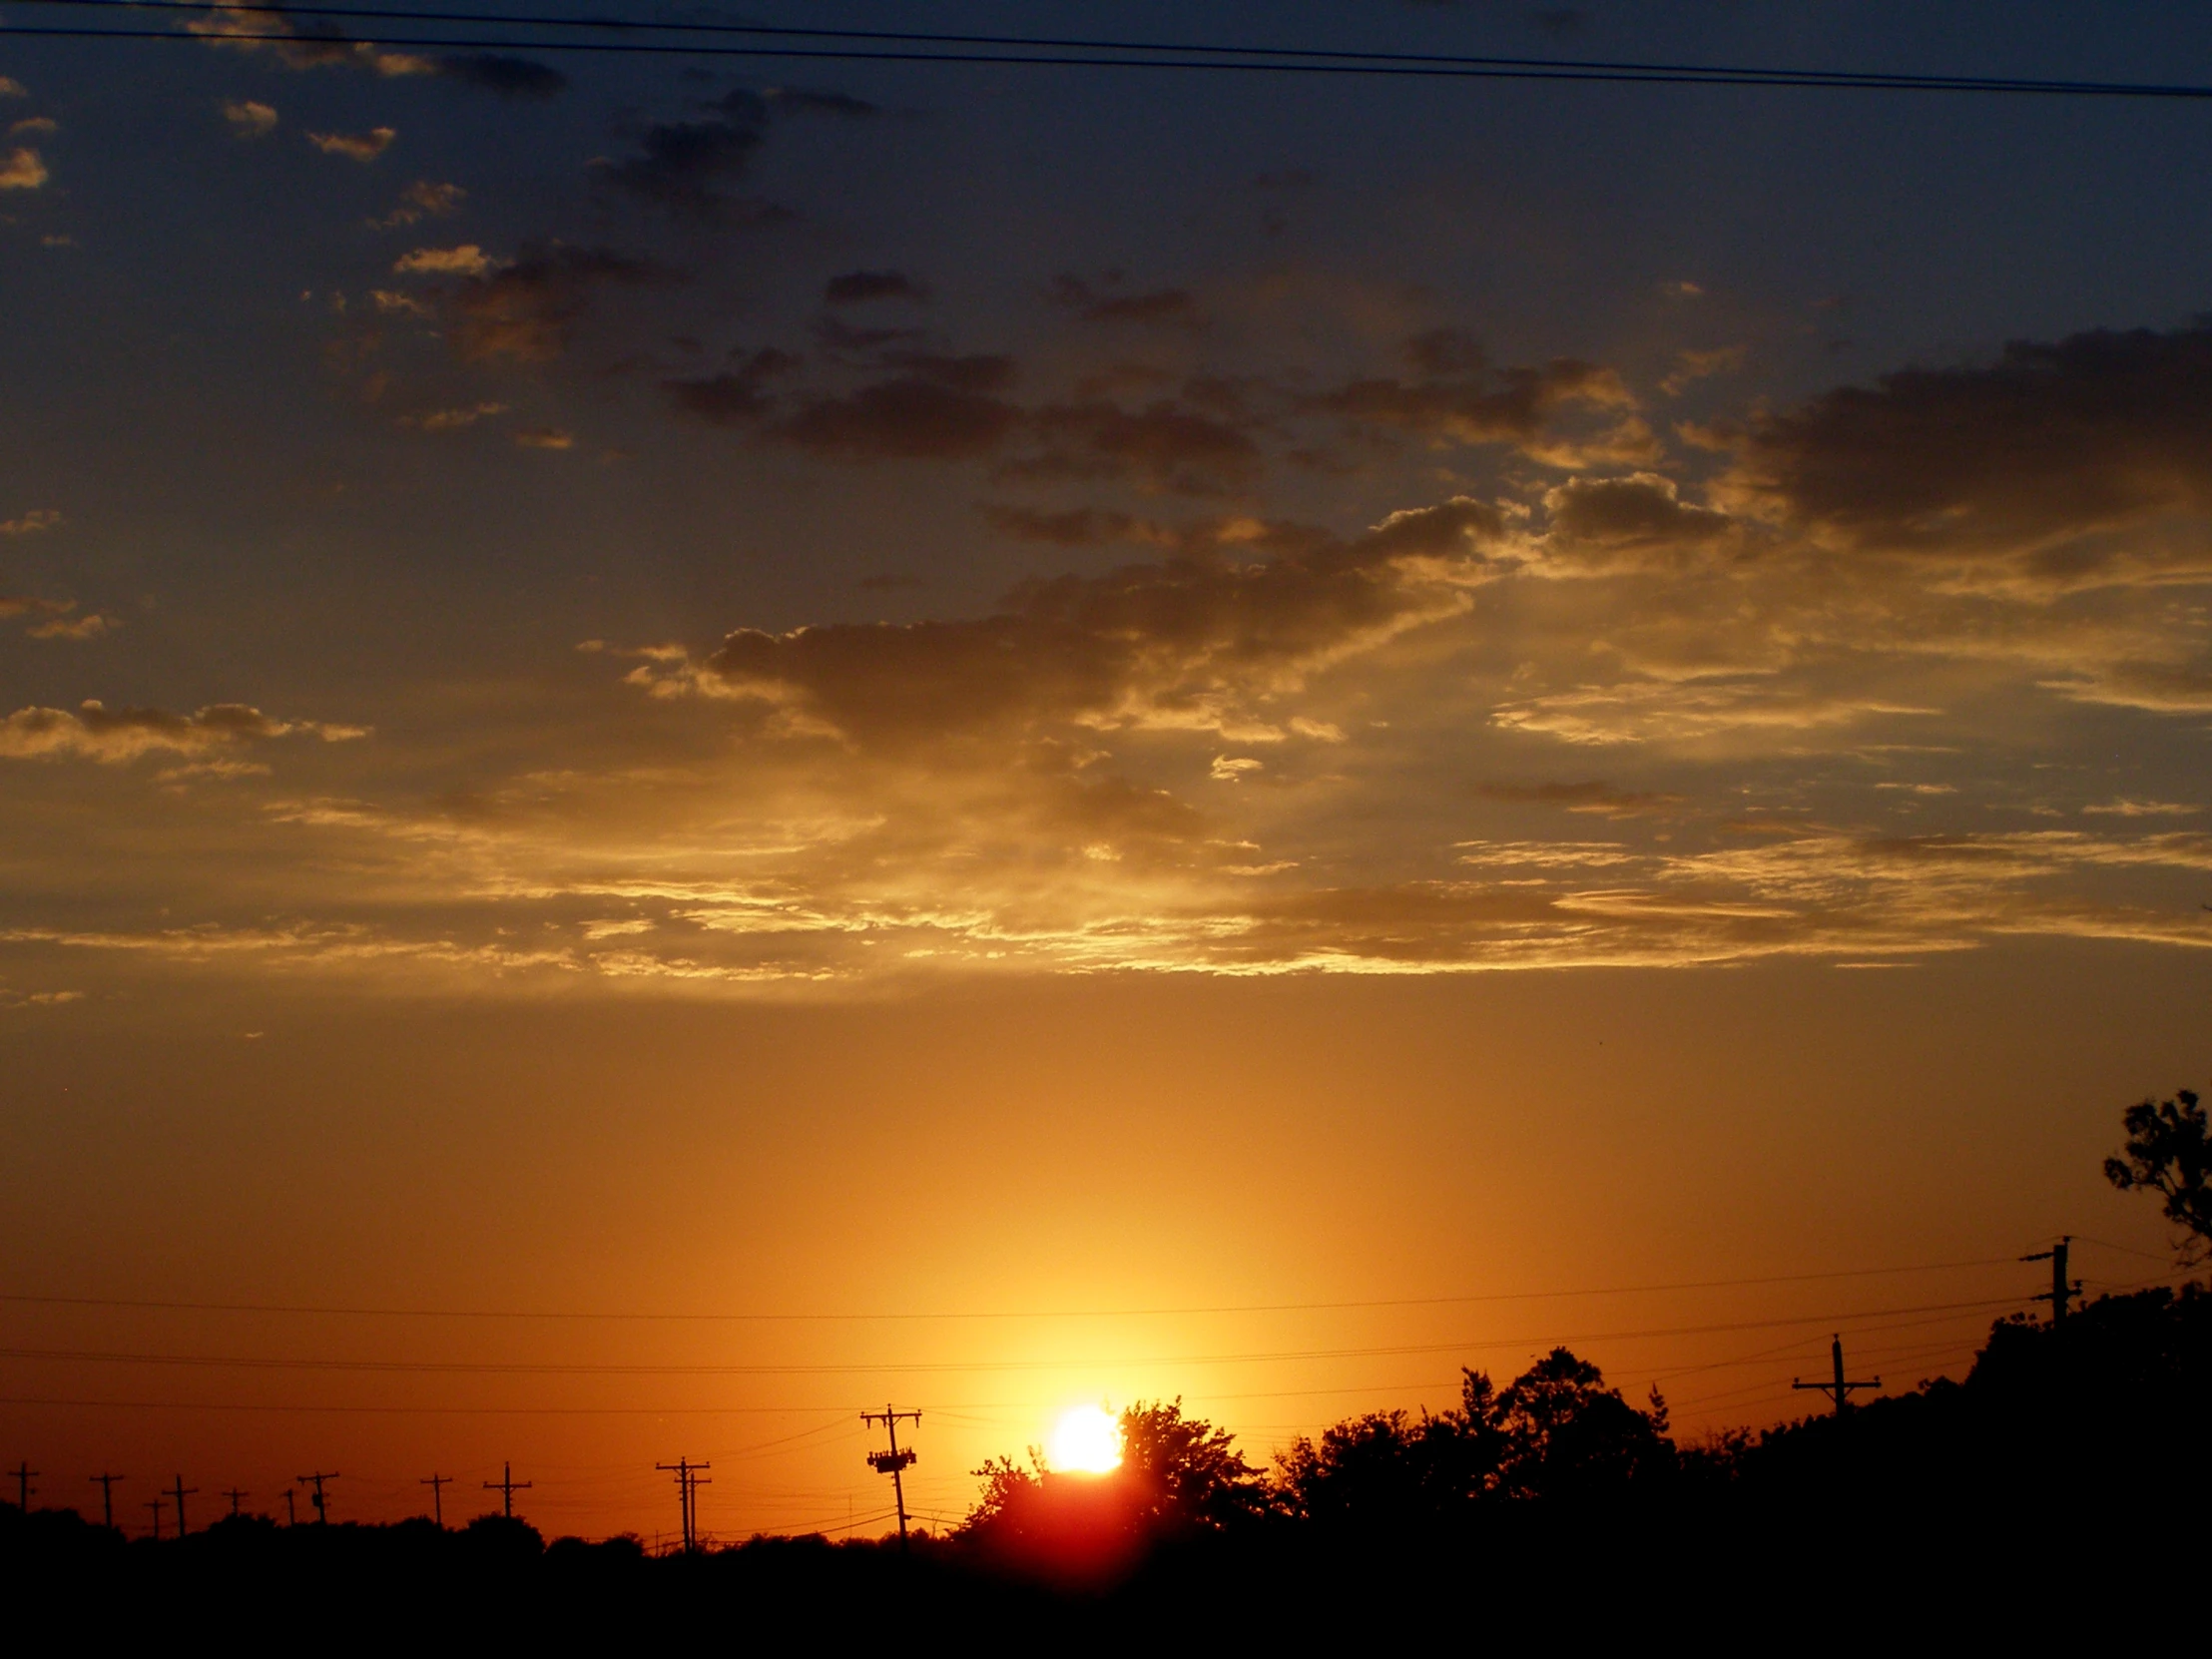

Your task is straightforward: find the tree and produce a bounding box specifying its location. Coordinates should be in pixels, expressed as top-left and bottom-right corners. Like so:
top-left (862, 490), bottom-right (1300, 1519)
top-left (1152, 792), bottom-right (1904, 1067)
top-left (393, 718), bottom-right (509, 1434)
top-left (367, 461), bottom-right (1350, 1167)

top-left (1117, 1398), bottom-right (1275, 1531)
top-left (2104, 1088), bottom-right (2212, 1264)
top-left (1484, 1348), bottom-right (1676, 1504)
top-left (1277, 1406), bottom-right (1501, 1529)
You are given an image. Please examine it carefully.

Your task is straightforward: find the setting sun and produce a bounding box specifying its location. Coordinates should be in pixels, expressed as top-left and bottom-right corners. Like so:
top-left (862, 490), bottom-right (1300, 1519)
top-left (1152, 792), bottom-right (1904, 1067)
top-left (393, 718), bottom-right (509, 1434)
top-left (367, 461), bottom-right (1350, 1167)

top-left (1047, 1404), bottom-right (1124, 1474)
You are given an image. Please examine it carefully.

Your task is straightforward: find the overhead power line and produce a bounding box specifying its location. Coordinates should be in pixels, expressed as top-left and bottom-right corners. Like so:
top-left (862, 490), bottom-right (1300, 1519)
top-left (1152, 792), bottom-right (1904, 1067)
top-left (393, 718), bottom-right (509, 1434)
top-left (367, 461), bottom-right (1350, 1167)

top-left (0, 1294), bottom-right (2033, 1376)
top-left (4, 2), bottom-right (2212, 99)
top-left (0, 1253), bottom-right (2029, 1323)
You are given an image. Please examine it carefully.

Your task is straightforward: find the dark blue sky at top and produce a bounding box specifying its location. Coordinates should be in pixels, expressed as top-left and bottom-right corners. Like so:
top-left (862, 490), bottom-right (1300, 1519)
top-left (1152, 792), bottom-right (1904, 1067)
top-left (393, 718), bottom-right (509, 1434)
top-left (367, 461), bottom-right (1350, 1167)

top-left (6, 2), bottom-right (2211, 690)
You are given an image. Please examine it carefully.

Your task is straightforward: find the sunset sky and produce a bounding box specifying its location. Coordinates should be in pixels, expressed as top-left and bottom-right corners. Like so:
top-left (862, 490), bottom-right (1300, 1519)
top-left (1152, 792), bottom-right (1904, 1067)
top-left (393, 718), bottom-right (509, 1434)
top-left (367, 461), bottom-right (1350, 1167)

top-left (3, 1), bottom-right (2209, 1542)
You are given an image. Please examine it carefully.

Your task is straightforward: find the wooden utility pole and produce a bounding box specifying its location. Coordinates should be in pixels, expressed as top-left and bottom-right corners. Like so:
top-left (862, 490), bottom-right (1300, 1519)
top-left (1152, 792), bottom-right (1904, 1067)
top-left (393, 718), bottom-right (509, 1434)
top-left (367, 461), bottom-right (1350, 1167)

top-left (2022, 1236), bottom-right (2081, 1324)
top-left (296, 1471), bottom-right (337, 1524)
top-left (483, 1461), bottom-right (531, 1519)
top-left (10, 1460), bottom-right (35, 1511)
top-left (656, 1458), bottom-right (712, 1553)
top-left (145, 1495), bottom-right (164, 1540)
top-left (223, 1487), bottom-right (249, 1518)
top-left (1793, 1334), bottom-right (1879, 1416)
top-left (420, 1472), bottom-right (451, 1526)
top-left (89, 1472), bottom-right (124, 1531)
top-left (169, 1476), bottom-right (199, 1537)
top-left (283, 1486), bottom-right (297, 1527)
top-left (861, 1407), bottom-right (921, 1546)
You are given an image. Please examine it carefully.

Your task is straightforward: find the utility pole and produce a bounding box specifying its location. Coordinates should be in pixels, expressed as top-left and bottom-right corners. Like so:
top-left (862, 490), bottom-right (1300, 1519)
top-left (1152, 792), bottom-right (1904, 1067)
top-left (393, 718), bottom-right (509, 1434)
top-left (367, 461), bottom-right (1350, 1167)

top-left (420, 1472), bottom-right (451, 1527)
top-left (2021, 1236), bottom-right (2082, 1325)
top-left (89, 1472), bottom-right (124, 1531)
top-left (10, 1460), bottom-right (36, 1511)
top-left (656, 1458), bottom-right (712, 1553)
top-left (1793, 1334), bottom-right (1880, 1416)
top-left (169, 1476), bottom-right (199, 1537)
top-left (483, 1461), bottom-right (530, 1520)
top-left (223, 1487), bottom-right (249, 1518)
top-left (145, 1495), bottom-right (164, 1540)
top-left (861, 1406), bottom-right (921, 1547)
top-left (283, 1486), bottom-right (297, 1527)
top-left (296, 1471), bottom-right (337, 1524)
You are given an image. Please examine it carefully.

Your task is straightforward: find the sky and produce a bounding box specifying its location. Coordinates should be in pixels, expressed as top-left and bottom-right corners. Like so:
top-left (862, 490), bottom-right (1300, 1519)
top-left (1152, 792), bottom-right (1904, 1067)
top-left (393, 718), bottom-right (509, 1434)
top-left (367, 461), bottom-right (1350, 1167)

top-left (2, 0), bottom-right (2210, 1542)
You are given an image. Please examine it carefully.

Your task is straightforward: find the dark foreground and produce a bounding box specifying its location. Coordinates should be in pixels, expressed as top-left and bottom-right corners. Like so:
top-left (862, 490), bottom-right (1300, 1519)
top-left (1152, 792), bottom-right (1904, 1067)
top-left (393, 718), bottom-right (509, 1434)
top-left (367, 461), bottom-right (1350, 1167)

top-left (4, 1287), bottom-right (2205, 1644)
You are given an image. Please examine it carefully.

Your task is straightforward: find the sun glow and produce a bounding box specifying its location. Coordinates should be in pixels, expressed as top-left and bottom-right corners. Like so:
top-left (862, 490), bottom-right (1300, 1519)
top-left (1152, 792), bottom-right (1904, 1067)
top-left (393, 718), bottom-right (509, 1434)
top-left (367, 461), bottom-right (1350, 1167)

top-left (1047, 1403), bottom-right (1123, 1474)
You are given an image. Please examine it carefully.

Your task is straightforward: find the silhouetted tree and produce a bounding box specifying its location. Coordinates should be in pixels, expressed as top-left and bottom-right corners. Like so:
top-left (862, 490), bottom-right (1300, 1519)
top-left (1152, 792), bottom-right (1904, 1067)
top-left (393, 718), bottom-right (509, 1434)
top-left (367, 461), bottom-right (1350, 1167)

top-left (2105, 1088), bottom-right (2212, 1262)
top-left (1118, 1398), bottom-right (1275, 1531)
top-left (1277, 1406), bottom-right (1500, 1529)
top-left (1484, 1349), bottom-right (1676, 1503)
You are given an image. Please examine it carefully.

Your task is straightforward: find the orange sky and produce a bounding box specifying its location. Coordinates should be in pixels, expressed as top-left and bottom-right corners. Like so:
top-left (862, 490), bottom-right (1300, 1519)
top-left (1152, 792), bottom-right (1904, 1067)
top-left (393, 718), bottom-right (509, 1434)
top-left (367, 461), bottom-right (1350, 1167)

top-left (4, 952), bottom-right (2198, 1539)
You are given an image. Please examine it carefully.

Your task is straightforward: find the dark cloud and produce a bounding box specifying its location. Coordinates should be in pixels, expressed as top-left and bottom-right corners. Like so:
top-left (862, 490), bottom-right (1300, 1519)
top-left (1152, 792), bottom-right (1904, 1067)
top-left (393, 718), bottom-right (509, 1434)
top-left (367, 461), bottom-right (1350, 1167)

top-left (824, 270), bottom-right (929, 305)
top-left (630, 496), bottom-right (1507, 749)
top-left (435, 54), bottom-right (568, 99)
top-left (764, 88), bottom-right (883, 119)
top-left (1540, 473), bottom-right (1734, 568)
top-left (1476, 782), bottom-right (1688, 818)
top-left (1308, 339), bottom-right (1638, 453)
top-left (1723, 322), bottom-right (2212, 558)
top-left (190, 10), bottom-right (563, 97)
top-left (449, 246), bottom-right (674, 363)
top-left (1050, 275), bottom-right (1202, 326)
top-left (662, 348), bottom-right (800, 424)
top-left (1014, 400), bottom-right (1261, 495)
top-left (772, 377), bottom-right (1023, 461)
top-left (606, 90), bottom-right (769, 215)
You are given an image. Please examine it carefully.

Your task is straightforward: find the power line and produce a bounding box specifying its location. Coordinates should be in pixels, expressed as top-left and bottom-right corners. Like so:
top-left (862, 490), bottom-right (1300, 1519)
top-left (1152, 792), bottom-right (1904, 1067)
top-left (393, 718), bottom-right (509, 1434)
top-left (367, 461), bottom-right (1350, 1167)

top-left (6, 0), bottom-right (2196, 92)
top-left (0, 1254), bottom-right (2029, 1323)
top-left (4, 6), bottom-right (2212, 99)
top-left (0, 1295), bottom-right (2034, 1377)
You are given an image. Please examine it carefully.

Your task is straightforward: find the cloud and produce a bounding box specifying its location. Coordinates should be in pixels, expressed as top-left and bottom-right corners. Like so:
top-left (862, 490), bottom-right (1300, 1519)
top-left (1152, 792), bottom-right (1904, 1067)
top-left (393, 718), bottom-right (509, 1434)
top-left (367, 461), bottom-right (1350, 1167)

top-left (0, 509), bottom-right (60, 535)
top-left (0, 701), bottom-right (366, 764)
top-left (0, 595), bottom-right (111, 640)
top-left (10, 117), bottom-right (57, 137)
top-left (222, 99), bottom-right (278, 137)
top-left (1719, 322), bottom-right (2212, 568)
top-left (307, 127), bottom-right (395, 162)
top-left (773, 377), bottom-right (1022, 461)
top-left (1305, 333), bottom-right (1645, 464)
top-left (394, 244), bottom-right (497, 277)
top-left (0, 148), bottom-right (48, 191)
top-left (434, 53), bottom-right (568, 98)
top-left (624, 494), bottom-right (1507, 749)
top-left (2082, 799), bottom-right (2199, 818)
top-left (763, 87), bottom-right (883, 119)
top-left (371, 179), bottom-right (465, 228)
top-left (825, 270), bottom-right (928, 305)
top-left (26, 612), bottom-right (117, 642)
top-left (515, 427), bottom-right (575, 450)
top-left (2040, 663), bottom-right (2212, 713)
top-left (662, 348), bottom-right (801, 424)
top-left (1536, 473), bottom-right (1735, 570)
top-left (1660, 345), bottom-right (1745, 397)
top-left (0, 78), bottom-right (24, 98)
top-left (1015, 399), bottom-right (1261, 496)
top-left (1050, 275), bottom-right (1202, 325)
top-left (605, 89), bottom-right (769, 215)
top-left (444, 245), bottom-right (672, 362)
top-left (1475, 782), bottom-right (1688, 818)
top-left (399, 401), bottom-right (508, 431)
top-left (188, 6), bottom-right (563, 96)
